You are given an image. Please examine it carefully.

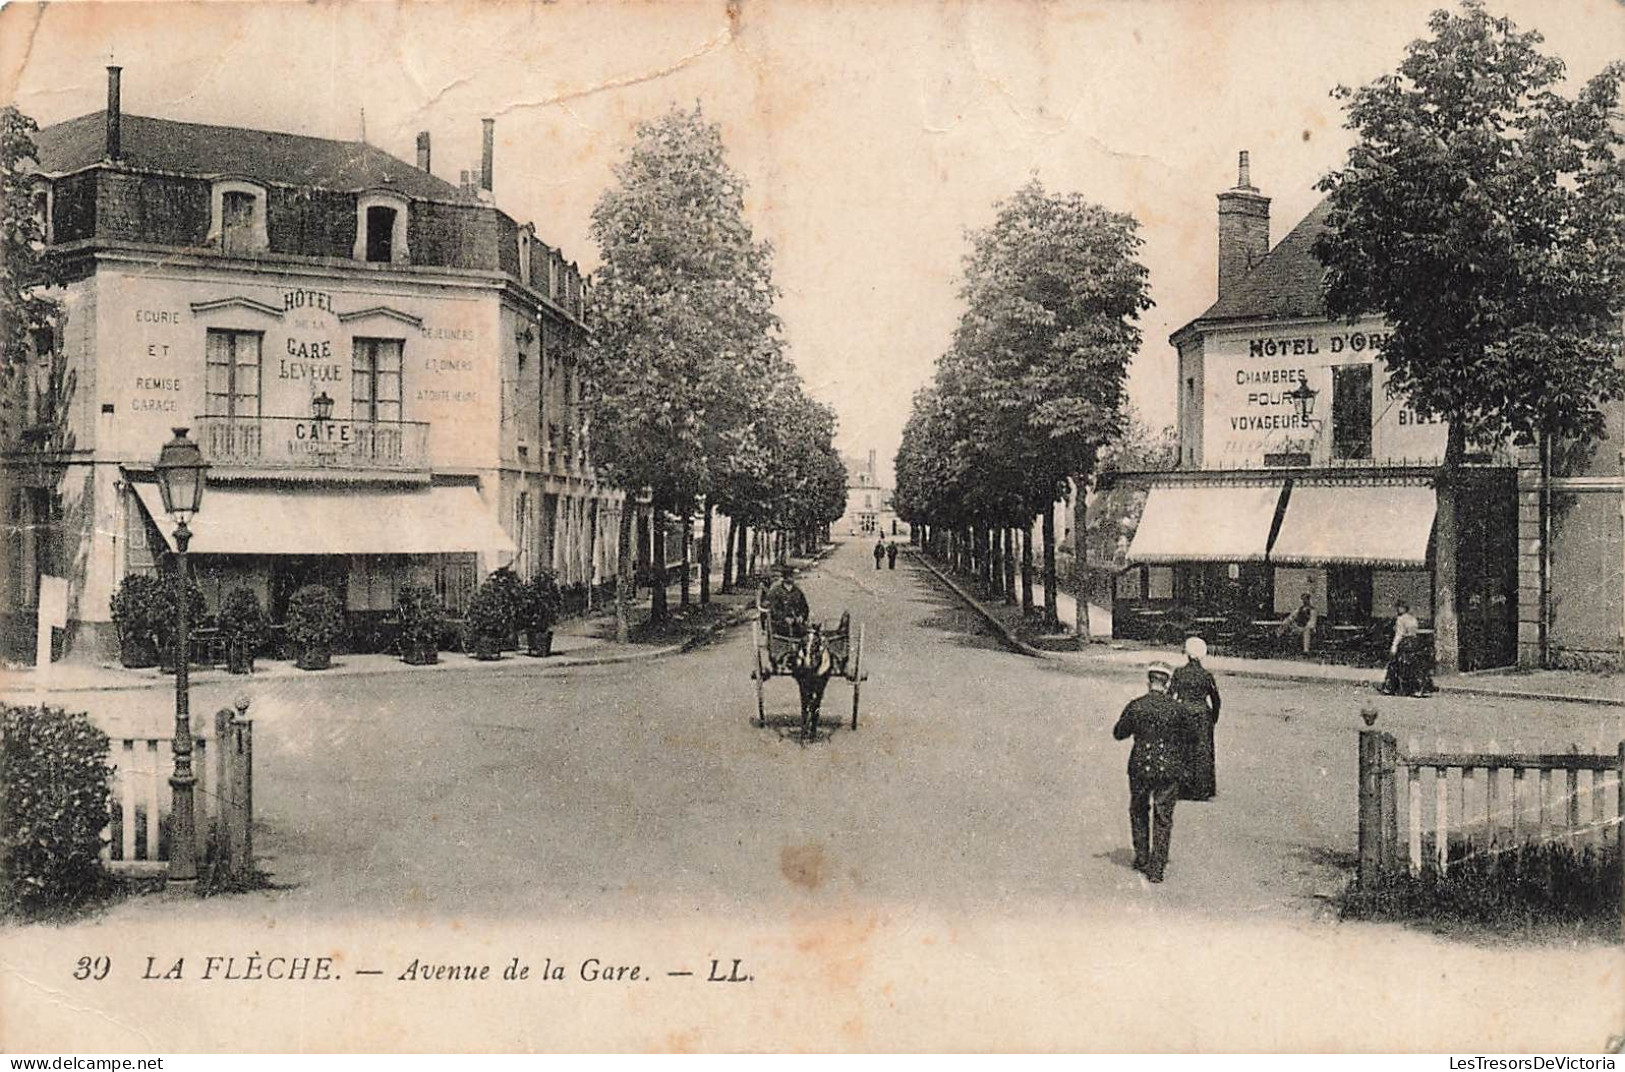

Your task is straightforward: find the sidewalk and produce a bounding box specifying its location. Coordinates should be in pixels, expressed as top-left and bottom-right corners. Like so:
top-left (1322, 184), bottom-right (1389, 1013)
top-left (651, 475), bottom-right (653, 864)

top-left (0, 553), bottom-right (818, 699)
top-left (909, 548), bottom-right (1625, 709)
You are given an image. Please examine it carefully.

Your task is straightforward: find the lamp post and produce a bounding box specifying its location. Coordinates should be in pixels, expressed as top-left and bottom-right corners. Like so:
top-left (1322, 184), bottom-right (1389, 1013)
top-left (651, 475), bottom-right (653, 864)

top-left (155, 427), bottom-right (207, 884)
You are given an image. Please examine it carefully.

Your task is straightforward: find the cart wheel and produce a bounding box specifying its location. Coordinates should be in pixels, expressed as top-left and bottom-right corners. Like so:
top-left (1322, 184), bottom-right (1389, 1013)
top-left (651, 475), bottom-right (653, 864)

top-left (751, 621), bottom-right (767, 727)
top-left (850, 623), bottom-right (864, 730)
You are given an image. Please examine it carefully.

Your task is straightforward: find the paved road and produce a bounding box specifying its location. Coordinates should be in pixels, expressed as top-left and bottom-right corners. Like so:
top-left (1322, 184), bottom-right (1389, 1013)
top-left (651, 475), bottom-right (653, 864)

top-left (9, 537), bottom-right (1621, 1050)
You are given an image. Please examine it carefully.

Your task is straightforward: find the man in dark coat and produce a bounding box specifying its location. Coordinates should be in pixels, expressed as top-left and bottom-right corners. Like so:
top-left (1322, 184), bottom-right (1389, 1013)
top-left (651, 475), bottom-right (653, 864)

top-left (1112, 661), bottom-right (1198, 883)
top-left (1171, 636), bottom-right (1222, 800)
top-left (873, 537), bottom-right (886, 569)
top-left (886, 541), bottom-right (898, 569)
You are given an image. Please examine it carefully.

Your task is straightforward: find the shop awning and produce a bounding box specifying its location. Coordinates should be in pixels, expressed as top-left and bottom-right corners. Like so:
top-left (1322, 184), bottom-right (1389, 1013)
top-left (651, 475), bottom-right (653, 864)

top-left (1270, 483), bottom-right (1436, 568)
top-left (133, 483), bottom-right (516, 561)
top-left (1126, 483), bottom-right (1284, 564)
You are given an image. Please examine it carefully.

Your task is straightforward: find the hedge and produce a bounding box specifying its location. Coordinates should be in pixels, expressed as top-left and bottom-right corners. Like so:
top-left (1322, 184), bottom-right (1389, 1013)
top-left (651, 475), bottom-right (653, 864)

top-left (1, 703), bottom-right (113, 917)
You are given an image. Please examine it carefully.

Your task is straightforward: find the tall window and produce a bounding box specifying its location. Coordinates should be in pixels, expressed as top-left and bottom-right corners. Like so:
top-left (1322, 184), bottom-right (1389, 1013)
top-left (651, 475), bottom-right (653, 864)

top-left (221, 191), bottom-right (257, 253)
top-left (204, 330), bottom-right (262, 418)
top-left (365, 206), bottom-right (397, 263)
top-left (1332, 364), bottom-right (1374, 460)
top-left (352, 338), bottom-right (402, 421)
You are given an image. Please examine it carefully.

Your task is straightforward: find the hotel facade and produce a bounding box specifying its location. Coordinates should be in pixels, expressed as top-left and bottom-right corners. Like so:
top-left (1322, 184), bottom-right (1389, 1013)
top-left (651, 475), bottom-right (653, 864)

top-left (4, 68), bottom-right (623, 660)
top-left (1114, 153), bottom-right (1624, 672)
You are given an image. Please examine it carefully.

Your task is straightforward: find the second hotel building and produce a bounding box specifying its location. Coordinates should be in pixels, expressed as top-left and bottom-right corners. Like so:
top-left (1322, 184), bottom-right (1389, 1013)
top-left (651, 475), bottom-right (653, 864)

top-left (8, 68), bottom-right (622, 658)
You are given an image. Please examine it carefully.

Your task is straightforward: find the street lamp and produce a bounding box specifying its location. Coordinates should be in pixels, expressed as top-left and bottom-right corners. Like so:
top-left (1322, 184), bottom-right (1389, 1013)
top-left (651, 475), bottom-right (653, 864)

top-left (311, 391), bottom-right (335, 421)
top-left (1288, 379), bottom-right (1320, 425)
top-left (155, 427), bottom-right (208, 884)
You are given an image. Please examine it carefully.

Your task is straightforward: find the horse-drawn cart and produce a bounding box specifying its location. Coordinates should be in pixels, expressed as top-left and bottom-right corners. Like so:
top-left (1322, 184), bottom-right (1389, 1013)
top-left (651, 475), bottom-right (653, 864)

top-left (750, 611), bottom-right (867, 737)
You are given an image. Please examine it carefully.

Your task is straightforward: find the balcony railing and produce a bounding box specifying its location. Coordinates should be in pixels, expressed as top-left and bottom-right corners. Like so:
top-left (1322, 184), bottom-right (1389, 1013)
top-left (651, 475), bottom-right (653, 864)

top-left (195, 415), bottom-right (430, 473)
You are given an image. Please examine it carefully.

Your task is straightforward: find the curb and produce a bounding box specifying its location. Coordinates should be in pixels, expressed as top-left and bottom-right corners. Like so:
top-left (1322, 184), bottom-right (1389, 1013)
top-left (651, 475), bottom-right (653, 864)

top-left (909, 549), bottom-right (1624, 708)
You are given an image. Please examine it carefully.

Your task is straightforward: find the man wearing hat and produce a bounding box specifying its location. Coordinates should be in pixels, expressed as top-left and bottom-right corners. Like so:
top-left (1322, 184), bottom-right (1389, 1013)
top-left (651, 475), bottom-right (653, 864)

top-left (1112, 660), bottom-right (1198, 883)
top-left (762, 564), bottom-right (811, 662)
top-left (1171, 636), bottom-right (1222, 800)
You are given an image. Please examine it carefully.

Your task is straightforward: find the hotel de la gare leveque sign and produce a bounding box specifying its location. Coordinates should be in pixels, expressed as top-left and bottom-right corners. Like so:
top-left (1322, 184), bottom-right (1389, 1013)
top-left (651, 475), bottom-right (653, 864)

top-left (1203, 325), bottom-right (1447, 467)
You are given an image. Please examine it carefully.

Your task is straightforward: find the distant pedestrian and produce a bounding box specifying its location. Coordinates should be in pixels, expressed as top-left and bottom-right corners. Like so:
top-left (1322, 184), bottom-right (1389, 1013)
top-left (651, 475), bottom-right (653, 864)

top-left (886, 541), bottom-right (898, 570)
top-left (1380, 599), bottom-right (1434, 697)
top-left (1276, 592), bottom-right (1318, 655)
top-left (873, 537), bottom-right (885, 570)
top-left (1113, 660), bottom-right (1198, 883)
top-left (1171, 636), bottom-right (1221, 801)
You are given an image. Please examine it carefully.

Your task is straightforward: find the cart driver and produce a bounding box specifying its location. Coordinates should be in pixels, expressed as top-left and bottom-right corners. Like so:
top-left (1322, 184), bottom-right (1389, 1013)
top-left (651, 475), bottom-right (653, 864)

top-left (763, 563), bottom-right (810, 638)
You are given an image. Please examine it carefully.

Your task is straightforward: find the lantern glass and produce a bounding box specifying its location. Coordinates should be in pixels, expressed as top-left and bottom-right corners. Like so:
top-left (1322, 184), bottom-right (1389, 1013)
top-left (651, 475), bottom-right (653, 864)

top-left (1290, 381), bottom-right (1319, 422)
top-left (156, 427), bottom-right (208, 518)
top-left (312, 391), bottom-right (335, 421)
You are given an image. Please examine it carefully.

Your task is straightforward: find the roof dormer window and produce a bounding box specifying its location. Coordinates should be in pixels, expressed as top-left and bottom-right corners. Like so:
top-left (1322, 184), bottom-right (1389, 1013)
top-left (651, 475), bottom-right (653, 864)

top-left (208, 180), bottom-right (269, 253)
top-left (355, 193), bottom-right (410, 265)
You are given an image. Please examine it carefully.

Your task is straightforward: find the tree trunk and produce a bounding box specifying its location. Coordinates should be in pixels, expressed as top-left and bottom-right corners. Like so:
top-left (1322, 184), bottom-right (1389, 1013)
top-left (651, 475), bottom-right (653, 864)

top-left (722, 514), bottom-right (736, 593)
top-left (1004, 527), bottom-right (1017, 604)
top-left (650, 492), bottom-right (669, 625)
top-left (615, 502), bottom-right (634, 644)
top-left (700, 504), bottom-right (713, 605)
top-left (1042, 506), bottom-right (1059, 630)
top-left (980, 525), bottom-right (994, 595)
top-left (680, 512), bottom-right (692, 608)
top-left (1433, 426), bottom-right (1464, 673)
top-left (1021, 520), bottom-right (1035, 617)
top-left (1073, 485), bottom-right (1091, 646)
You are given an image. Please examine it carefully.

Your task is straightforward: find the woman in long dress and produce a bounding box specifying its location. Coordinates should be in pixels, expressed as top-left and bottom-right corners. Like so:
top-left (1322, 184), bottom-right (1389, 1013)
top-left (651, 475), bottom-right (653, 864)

top-left (1171, 636), bottom-right (1222, 800)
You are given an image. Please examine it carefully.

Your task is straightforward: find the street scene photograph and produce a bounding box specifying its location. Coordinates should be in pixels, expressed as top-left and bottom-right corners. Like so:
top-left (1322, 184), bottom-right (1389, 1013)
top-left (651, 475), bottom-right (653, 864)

top-left (0, 0), bottom-right (1622, 1055)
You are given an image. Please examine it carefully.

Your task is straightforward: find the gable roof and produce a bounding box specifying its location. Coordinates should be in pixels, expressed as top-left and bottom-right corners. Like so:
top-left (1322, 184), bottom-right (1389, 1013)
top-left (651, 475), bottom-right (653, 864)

top-left (33, 111), bottom-right (470, 202)
top-left (1175, 198), bottom-right (1334, 337)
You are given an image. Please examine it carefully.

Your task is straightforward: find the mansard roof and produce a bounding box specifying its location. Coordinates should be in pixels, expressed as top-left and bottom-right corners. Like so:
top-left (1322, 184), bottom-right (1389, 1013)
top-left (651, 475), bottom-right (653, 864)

top-left (33, 111), bottom-right (471, 202)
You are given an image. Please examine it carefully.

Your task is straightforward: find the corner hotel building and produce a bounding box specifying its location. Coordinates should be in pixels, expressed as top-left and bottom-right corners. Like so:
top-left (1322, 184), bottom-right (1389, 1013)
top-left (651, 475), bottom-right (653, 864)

top-left (3, 67), bottom-right (623, 660)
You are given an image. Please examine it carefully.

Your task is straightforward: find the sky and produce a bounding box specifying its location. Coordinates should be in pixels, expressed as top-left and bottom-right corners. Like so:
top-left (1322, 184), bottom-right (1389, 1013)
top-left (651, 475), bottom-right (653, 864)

top-left (4, 0), bottom-right (1621, 485)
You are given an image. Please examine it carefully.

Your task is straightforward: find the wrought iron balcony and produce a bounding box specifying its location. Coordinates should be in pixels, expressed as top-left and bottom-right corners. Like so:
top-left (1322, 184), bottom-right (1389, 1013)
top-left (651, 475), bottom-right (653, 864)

top-left (195, 415), bottom-right (430, 474)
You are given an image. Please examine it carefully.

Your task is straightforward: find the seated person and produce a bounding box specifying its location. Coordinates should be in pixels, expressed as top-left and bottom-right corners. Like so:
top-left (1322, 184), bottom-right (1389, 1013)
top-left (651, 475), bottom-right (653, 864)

top-left (762, 563), bottom-right (810, 638)
top-left (1276, 592), bottom-right (1318, 654)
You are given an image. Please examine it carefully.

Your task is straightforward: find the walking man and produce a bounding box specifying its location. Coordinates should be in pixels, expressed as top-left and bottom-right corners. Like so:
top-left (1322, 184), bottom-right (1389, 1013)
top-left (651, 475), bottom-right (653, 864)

top-left (873, 537), bottom-right (886, 570)
top-left (1113, 661), bottom-right (1198, 883)
top-left (886, 541), bottom-right (898, 570)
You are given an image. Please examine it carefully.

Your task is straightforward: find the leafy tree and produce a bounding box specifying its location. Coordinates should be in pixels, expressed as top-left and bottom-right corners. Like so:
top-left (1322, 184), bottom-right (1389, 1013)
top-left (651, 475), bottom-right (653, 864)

top-left (585, 105), bottom-right (783, 638)
top-left (1, 106), bottom-right (60, 443)
top-left (1087, 407), bottom-right (1177, 568)
top-left (1313, 0), bottom-right (1625, 668)
top-left (920, 178), bottom-right (1152, 638)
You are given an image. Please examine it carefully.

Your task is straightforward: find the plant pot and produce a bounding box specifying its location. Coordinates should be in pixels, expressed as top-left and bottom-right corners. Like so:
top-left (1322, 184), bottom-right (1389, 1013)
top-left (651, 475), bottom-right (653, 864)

top-left (297, 645), bottom-right (332, 671)
top-left (403, 642), bottom-right (439, 666)
top-left (472, 633), bottom-right (503, 661)
top-left (527, 629), bottom-right (555, 658)
top-left (120, 634), bottom-right (159, 669)
top-left (226, 642), bottom-right (255, 675)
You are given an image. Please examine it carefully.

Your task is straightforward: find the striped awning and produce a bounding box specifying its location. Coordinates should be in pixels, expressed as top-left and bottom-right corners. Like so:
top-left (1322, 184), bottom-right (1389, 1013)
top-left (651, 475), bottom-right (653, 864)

top-left (1126, 484), bottom-right (1285, 564)
top-left (133, 483), bottom-right (515, 563)
top-left (1270, 483), bottom-right (1435, 568)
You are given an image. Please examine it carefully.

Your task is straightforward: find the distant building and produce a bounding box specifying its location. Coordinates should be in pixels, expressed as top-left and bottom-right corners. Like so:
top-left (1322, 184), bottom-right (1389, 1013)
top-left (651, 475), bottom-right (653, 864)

top-left (3, 67), bottom-right (623, 660)
top-left (837, 450), bottom-right (902, 537)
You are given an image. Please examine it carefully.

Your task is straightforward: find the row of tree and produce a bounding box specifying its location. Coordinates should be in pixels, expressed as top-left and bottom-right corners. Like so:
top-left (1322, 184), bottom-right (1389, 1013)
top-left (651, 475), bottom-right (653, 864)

top-left (893, 179), bottom-right (1153, 643)
top-left (582, 107), bottom-right (847, 641)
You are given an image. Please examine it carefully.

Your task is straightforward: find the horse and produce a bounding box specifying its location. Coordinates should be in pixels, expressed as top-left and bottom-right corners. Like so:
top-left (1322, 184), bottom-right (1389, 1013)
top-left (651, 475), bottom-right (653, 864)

top-left (789, 623), bottom-right (835, 742)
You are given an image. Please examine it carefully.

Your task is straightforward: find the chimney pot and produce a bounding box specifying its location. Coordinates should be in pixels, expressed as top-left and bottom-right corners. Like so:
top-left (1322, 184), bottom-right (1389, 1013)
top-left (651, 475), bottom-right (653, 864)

top-left (1237, 150), bottom-right (1252, 190)
top-left (480, 118), bottom-right (494, 194)
top-left (416, 131), bottom-right (431, 174)
top-left (105, 66), bottom-right (122, 162)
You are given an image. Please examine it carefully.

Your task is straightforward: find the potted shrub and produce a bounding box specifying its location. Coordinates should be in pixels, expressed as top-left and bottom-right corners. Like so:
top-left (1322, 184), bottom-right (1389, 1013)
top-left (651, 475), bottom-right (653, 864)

top-left (218, 587), bottom-right (266, 675)
top-left (286, 584), bottom-right (344, 671)
top-left (109, 573), bottom-right (165, 668)
top-left (523, 569), bottom-right (563, 657)
top-left (486, 566), bottom-right (525, 651)
top-left (395, 584), bottom-right (443, 666)
top-left (466, 578), bottom-right (513, 661)
top-left (153, 580), bottom-right (207, 673)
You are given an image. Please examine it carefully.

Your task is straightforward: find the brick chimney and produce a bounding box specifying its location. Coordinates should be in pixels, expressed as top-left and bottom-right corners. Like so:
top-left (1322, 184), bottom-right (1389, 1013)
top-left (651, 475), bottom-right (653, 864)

top-left (1216, 150), bottom-right (1270, 299)
top-left (480, 118), bottom-right (494, 194)
top-left (416, 131), bottom-right (431, 174)
top-left (105, 66), bottom-right (122, 162)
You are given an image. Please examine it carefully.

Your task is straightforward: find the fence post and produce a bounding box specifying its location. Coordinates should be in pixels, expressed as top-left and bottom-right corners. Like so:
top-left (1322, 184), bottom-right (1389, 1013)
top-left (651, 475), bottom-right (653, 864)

top-left (1358, 730), bottom-right (1382, 888)
top-left (211, 708), bottom-right (232, 869)
top-left (1378, 733), bottom-right (1399, 875)
top-left (228, 698), bottom-right (253, 876)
